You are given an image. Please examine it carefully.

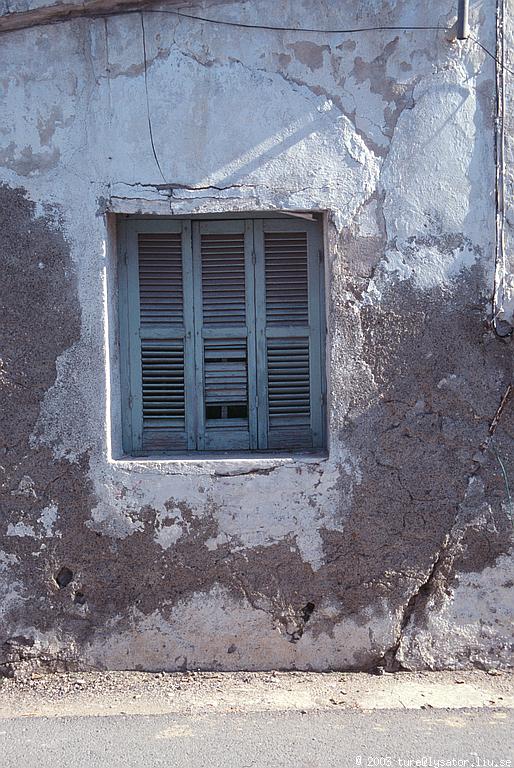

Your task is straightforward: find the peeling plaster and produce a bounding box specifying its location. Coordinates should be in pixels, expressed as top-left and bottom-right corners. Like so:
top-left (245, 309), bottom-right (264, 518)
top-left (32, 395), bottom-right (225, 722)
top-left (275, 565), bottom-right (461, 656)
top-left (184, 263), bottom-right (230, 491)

top-left (397, 550), bottom-right (514, 670)
top-left (6, 522), bottom-right (37, 539)
top-left (154, 518), bottom-right (183, 551)
top-left (203, 465), bottom-right (342, 570)
top-left (0, 0), bottom-right (512, 676)
top-left (37, 503), bottom-right (60, 538)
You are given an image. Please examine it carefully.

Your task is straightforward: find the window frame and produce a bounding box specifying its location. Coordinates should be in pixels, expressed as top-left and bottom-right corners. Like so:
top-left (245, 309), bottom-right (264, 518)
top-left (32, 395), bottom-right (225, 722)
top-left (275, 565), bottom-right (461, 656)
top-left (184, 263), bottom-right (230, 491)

top-left (118, 213), bottom-right (327, 456)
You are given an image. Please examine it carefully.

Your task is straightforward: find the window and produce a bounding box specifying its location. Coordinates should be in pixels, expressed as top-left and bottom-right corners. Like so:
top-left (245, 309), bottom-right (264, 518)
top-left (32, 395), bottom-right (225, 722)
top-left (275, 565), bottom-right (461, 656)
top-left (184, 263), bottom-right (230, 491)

top-left (118, 215), bottom-right (326, 455)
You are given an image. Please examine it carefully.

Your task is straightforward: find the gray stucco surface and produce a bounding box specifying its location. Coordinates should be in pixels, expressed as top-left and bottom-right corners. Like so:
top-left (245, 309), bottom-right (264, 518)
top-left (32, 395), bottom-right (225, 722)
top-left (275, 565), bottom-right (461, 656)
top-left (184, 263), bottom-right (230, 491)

top-left (0, 0), bottom-right (512, 675)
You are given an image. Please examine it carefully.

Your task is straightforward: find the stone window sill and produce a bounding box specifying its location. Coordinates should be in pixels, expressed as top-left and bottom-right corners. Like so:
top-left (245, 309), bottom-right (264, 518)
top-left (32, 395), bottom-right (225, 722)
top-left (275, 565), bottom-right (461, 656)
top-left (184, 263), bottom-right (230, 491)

top-left (109, 452), bottom-right (328, 477)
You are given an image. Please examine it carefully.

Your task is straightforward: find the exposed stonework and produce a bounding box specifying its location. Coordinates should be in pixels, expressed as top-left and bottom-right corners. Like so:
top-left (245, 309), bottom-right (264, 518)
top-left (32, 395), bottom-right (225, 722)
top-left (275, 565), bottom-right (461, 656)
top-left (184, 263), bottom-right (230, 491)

top-left (0, 0), bottom-right (512, 676)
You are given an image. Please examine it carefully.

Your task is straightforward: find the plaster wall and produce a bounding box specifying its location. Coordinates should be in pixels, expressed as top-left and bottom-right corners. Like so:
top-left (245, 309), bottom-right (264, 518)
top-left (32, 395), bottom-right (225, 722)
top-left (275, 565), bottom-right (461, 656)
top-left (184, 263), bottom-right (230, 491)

top-left (0, 0), bottom-right (512, 675)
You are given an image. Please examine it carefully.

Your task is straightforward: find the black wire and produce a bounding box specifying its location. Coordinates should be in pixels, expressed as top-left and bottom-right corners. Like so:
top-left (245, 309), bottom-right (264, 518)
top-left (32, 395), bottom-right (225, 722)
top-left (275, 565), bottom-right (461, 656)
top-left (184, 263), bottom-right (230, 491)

top-left (2, 2), bottom-right (514, 88)
top-left (157, 8), bottom-right (445, 34)
top-left (140, 11), bottom-right (166, 184)
top-left (469, 34), bottom-right (514, 76)
top-left (0, 5), bottom-right (449, 35)
top-left (134, 8), bottom-right (447, 189)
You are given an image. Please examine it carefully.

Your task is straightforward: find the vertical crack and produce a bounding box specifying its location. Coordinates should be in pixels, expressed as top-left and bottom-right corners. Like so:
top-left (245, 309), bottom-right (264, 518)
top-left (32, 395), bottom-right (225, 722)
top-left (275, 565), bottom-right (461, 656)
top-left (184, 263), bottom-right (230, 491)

top-left (379, 544), bottom-right (447, 672)
top-left (140, 11), bottom-right (167, 184)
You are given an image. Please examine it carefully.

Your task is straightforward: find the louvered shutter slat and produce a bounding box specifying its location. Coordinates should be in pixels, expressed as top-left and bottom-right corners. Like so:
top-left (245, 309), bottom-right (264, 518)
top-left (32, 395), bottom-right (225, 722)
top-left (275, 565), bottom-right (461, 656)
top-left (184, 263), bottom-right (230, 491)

top-left (201, 233), bottom-right (246, 327)
top-left (193, 223), bottom-right (254, 450)
top-left (254, 221), bottom-right (324, 451)
top-left (265, 232), bottom-right (309, 327)
top-left (131, 227), bottom-right (190, 452)
top-left (265, 229), bottom-right (311, 448)
top-left (204, 339), bottom-right (248, 405)
top-left (138, 233), bottom-right (183, 326)
top-left (267, 338), bottom-right (311, 449)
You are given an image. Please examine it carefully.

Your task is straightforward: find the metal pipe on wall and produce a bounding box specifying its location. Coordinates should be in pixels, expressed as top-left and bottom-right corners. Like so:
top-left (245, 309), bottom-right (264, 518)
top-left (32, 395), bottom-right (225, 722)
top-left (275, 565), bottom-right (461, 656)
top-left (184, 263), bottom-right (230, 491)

top-left (457, 0), bottom-right (470, 38)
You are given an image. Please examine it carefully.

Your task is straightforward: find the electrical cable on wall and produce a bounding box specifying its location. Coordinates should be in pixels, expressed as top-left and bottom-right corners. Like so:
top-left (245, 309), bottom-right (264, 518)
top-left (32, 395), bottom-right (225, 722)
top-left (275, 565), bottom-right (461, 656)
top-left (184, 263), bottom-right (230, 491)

top-left (469, 33), bottom-right (514, 76)
top-left (1, 3), bottom-right (513, 80)
top-left (146, 9), bottom-right (514, 76)
top-left (140, 11), bottom-right (167, 184)
top-left (4, 0), bottom-right (511, 285)
top-left (148, 8), bottom-right (445, 34)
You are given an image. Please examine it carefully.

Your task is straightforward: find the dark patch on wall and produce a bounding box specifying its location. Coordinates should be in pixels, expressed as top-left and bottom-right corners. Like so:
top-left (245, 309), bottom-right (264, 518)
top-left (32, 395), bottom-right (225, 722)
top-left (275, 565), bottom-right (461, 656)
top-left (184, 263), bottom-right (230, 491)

top-left (287, 41), bottom-right (329, 71)
top-left (0, 185), bottom-right (512, 675)
top-left (0, 143), bottom-right (61, 176)
top-left (350, 37), bottom-right (416, 140)
top-left (0, 184), bottom-right (94, 676)
top-left (321, 264), bottom-right (513, 666)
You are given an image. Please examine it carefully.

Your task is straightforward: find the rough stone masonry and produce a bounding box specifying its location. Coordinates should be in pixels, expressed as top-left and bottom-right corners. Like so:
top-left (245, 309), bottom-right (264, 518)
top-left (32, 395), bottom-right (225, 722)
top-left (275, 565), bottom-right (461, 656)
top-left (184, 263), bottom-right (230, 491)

top-left (0, 0), bottom-right (513, 676)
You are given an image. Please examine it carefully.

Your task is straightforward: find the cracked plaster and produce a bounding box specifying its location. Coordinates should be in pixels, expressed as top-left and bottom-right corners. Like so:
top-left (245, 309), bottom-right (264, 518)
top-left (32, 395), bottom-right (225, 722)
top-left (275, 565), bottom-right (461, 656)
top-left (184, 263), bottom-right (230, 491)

top-left (0, 0), bottom-right (512, 675)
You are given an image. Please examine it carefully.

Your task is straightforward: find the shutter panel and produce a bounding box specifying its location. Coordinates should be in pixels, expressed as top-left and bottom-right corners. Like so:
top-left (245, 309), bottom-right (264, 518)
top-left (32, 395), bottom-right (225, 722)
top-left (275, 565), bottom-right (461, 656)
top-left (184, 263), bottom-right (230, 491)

top-left (254, 218), bottom-right (324, 451)
top-left (267, 337), bottom-right (312, 448)
top-left (200, 232), bottom-right (247, 326)
top-left (140, 338), bottom-right (185, 451)
top-left (138, 232), bottom-right (183, 324)
top-left (192, 220), bottom-right (257, 450)
top-left (120, 215), bottom-right (324, 456)
top-left (265, 231), bottom-right (309, 326)
top-left (122, 220), bottom-right (194, 454)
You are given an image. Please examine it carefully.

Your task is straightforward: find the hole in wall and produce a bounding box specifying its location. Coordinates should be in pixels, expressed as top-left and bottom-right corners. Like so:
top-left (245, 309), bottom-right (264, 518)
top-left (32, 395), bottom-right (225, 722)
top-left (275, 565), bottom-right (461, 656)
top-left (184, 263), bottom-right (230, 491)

top-left (301, 602), bottom-right (315, 624)
top-left (9, 635), bottom-right (35, 648)
top-left (54, 566), bottom-right (73, 589)
top-left (73, 591), bottom-right (86, 605)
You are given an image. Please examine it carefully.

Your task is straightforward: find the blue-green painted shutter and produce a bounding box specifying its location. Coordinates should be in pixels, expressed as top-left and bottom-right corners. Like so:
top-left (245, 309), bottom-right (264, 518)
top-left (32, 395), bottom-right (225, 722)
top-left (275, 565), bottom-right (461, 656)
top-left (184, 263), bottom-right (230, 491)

top-left (254, 218), bottom-right (324, 450)
top-left (121, 219), bottom-right (195, 454)
top-left (192, 220), bottom-right (257, 450)
top-left (120, 215), bottom-right (324, 455)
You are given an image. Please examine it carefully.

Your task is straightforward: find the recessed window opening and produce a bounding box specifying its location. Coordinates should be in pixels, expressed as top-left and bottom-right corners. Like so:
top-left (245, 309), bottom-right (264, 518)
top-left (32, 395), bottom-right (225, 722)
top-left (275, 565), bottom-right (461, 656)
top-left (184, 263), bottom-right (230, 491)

top-left (118, 214), bottom-right (326, 455)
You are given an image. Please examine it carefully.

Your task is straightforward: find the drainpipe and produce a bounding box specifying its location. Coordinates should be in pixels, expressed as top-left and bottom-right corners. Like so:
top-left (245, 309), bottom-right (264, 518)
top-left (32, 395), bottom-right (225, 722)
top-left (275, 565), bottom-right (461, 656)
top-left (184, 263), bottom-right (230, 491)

top-left (493, 0), bottom-right (510, 335)
top-left (457, 0), bottom-right (469, 38)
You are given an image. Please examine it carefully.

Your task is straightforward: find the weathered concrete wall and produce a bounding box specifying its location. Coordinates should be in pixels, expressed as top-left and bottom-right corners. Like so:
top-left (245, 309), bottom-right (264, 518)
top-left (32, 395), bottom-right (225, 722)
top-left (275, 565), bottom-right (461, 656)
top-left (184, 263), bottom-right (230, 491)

top-left (0, 0), bottom-right (512, 675)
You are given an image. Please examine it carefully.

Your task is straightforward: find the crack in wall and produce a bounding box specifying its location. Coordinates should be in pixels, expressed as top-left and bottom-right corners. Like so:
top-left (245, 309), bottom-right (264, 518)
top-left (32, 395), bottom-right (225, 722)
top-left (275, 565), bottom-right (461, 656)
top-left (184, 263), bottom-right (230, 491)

top-left (0, 2), bottom-right (512, 673)
top-left (381, 545), bottom-right (447, 672)
top-left (383, 383), bottom-right (514, 670)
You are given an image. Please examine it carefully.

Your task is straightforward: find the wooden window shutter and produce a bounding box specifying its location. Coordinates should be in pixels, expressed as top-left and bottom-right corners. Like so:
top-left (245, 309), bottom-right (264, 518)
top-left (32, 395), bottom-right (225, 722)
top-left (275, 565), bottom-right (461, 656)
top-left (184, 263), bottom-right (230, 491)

top-left (192, 220), bottom-right (257, 450)
top-left (254, 218), bottom-right (325, 450)
top-left (120, 219), bottom-right (195, 454)
top-left (119, 215), bottom-right (324, 455)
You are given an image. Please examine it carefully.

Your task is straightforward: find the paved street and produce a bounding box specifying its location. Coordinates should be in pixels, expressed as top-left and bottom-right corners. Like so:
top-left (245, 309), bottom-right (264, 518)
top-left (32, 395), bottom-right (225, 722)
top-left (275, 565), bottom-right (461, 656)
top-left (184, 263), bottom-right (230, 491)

top-left (1, 708), bottom-right (512, 768)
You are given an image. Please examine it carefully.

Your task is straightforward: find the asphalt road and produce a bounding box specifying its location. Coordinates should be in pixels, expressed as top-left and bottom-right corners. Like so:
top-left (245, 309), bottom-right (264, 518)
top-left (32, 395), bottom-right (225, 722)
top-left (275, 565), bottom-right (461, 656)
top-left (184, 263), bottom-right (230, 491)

top-left (1, 708), bottom-right (512, 768)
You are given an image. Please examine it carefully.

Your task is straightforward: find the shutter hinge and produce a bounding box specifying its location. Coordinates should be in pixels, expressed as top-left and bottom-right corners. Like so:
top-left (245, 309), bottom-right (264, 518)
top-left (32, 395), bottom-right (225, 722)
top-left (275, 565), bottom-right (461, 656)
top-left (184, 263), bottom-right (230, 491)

top-left (252, 250), bottom-right (256, 266)
top-left (128, 394), bottom-right (133, 409)
top-left (318, 248), bottom-right (323, 262)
